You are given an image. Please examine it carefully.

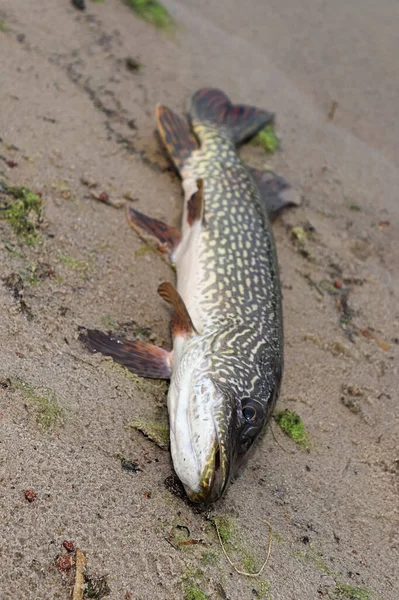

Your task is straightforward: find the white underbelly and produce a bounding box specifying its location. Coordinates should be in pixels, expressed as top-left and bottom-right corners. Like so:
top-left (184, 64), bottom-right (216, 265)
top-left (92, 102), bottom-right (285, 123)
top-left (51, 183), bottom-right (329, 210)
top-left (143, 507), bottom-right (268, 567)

top-left (173, 223), bottom-right (205, 333)
top-left (171, 178), bottom-right (206, 333)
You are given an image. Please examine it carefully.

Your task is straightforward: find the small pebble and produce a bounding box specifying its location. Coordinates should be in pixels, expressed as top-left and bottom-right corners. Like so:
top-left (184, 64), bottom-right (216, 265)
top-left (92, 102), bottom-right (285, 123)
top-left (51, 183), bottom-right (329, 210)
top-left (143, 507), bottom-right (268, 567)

top-left (24, 489), bottom-right (37, 502)
top-left (56, 555), bottom-right (72, 573)
top-left (62, 540), bottom-right (75, 553)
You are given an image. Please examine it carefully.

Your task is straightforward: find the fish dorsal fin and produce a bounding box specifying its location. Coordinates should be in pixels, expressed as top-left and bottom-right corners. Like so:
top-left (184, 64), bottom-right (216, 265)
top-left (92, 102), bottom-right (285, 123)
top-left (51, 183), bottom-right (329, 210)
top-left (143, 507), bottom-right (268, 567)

top-left (187, 179), bottom-right (204, 226)
top-left (249, 167), bottom-right (301, 221)
top-left (156, 104), bottom-right (199, 174)
top-left (158, 282), bottom-right (197, 336)
top-left (190, 88), bottom-right (274, 144)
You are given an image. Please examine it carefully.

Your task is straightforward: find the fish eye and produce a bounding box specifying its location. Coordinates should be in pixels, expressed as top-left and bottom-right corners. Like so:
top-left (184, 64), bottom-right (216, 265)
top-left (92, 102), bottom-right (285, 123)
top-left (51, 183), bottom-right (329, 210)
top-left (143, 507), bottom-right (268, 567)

top-left (242, 405), bottom-right (257, 422)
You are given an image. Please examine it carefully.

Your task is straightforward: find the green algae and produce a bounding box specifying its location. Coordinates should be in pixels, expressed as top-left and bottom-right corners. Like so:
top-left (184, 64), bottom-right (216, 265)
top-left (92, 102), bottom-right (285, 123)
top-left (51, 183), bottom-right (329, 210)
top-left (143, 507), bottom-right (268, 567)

top-left (211, 515), bottom-right (271, 584)
top-left (184, 589), bottom-right (209, 600)
top-left (110, 362), bottom-right (168, 395)
top-left (332, 583), bottom-right (373, 600)
top-left (181, 566), bottom-right (208, 600)
top-left (296, 546), bottom-right (339, 579)
top-left (0, 181), bottom-right (43, 245)
top-left (297, 545), bottom-right (374, 599)
top-left (111, 362), bottom-right (146, 385)
top-left (58, 253), bottom-right (90, 272)
top-left (12, 377), bottom-right (64, 428)
top-left (135, 244), bottom-right (157, 257)
top-left (251, 125), bottom-right (280, 154)
top-left (291, 226), bottom-right (308, 245)
top-left (123, 0), bottom-right (175, 30)
top-left (274, 410), bottom-right (310, 448)
top-left (58, 252), bottom-right (93, 281)
top-left (290, 225), bottom-right (313, 260)
top-left (128, 417), bottom-right (169, 449)
top-left (212, 516), bottom-right (235, 544)
top-left (253, 580), bottom-right (271, 599)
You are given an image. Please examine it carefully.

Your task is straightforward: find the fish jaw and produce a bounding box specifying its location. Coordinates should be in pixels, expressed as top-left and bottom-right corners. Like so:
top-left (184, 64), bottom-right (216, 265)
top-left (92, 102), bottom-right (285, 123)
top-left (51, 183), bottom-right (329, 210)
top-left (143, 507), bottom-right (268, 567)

top-left (167, 341), bottom-right (232, 503)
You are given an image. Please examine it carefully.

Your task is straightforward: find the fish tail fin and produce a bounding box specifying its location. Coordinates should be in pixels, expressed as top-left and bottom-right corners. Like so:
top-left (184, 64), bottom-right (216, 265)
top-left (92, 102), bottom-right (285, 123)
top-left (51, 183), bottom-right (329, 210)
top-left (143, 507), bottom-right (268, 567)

top-left (189, 88), bottom-right (274, 144)
top-left (156, 104), bottom-right (199, 174)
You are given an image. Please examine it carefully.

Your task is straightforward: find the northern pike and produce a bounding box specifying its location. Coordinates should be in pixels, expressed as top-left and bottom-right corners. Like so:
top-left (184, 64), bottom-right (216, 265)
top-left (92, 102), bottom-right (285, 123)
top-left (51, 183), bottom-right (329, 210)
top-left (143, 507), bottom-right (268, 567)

top-left (80, 89), bottom-right (298, 503)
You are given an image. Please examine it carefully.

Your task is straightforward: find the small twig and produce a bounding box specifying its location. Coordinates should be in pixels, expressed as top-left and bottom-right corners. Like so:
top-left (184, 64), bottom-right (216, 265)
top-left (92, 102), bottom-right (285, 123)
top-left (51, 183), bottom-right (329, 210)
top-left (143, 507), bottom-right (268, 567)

top-left (214, 520), bottom-right (273, 578)
top-left (178, 539), bottom-right (203, 546)
top-left (89, 190), bottom-right (125, 209)
top-left (303, 273), bottom-right (324, 297)
top-left (164, 536), bottom-right (179, 551)
top-left (72, 548), bottom-right (86, 600)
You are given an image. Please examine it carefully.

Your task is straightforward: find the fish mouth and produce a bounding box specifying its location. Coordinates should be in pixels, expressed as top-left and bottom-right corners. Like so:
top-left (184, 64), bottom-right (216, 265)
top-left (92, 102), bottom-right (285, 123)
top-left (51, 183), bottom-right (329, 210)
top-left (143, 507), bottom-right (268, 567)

top-left (185, 442), bottom-right (230, 504)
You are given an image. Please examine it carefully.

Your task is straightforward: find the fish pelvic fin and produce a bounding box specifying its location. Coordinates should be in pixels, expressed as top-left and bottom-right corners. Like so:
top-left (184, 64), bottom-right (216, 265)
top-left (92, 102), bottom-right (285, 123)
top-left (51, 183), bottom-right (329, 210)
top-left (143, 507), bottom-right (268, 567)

top-left (189, 88), bottom-right (274, 145)
top-left (158, 281), bottom-right (197, 337)
top-left (126, 206), bottom-right (181, 257)
top-left (156, 104), bottom-right (199, 174)
top-left (79, 328), bottom-right (172, 379)
top-left (249, 167), bottom-right (301, 221)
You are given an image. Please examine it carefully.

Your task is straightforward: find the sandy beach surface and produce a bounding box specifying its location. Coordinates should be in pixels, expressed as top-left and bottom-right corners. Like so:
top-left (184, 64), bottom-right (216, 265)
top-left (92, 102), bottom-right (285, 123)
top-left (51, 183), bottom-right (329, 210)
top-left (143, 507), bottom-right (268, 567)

top-left (0, 1), bottom-right (398, 599)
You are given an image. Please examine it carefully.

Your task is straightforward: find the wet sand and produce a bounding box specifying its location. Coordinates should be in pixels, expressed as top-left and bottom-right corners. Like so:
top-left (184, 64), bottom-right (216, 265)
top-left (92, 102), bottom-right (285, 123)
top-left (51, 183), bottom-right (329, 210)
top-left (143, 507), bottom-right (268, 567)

top-left (0, 1), bottom-right (398, 599)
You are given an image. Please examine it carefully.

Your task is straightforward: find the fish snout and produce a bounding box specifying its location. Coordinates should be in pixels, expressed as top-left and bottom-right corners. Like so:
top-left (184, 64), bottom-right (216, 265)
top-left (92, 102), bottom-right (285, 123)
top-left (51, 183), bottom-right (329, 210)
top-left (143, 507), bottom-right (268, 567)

top-left (185, 442), bottom-right (230, 504)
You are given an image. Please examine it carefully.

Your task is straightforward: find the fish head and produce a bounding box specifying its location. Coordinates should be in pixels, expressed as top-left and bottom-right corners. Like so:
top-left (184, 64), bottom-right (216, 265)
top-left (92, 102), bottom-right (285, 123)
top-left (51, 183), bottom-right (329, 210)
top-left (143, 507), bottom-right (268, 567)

top-left (168, 353), bottom-right (236, 504)
top-left (168, 343), bottom-right (283, 503)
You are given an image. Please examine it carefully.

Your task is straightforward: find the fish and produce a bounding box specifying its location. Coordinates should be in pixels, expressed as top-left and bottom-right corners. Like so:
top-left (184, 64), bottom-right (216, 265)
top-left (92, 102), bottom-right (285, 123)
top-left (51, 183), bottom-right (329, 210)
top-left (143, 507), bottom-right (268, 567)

top-left (79, 88), bottom-right (299, 503)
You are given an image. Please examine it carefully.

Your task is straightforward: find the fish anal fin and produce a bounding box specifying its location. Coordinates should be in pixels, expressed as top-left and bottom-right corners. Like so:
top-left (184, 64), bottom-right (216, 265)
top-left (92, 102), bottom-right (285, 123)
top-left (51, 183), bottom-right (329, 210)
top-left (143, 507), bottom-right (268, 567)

top-left (158, 282), bottom-right (197, 336)
top-left (156, 105), bottom-right (199, 174)
top-left (79, 328), bottom-right (172, 379)
top-left (126, 206), bottom-right (181, 255)
top-left (190, 88), bottom-right (274, 144)
top-left (249, 167), bottom-right (301, 221)
top-left (187, 179), bottom-right (204, 226)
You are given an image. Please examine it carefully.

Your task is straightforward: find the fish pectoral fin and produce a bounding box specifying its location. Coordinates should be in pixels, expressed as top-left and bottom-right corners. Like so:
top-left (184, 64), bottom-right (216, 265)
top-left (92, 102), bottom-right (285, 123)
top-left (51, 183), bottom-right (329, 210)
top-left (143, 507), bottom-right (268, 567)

top-left (157, 282), bottom-right (197, 336)
top-left (126, 206), bottom-right (181, 256)
top-left (249, 167), bottom-right (301, 221)
top-left (187, 179), bottom-right (204, 226)
top-left (190, 88), bottom-right (274, 144)
top-left (156, 104), bottom-right (199, 174)
top-left (78, 328), bottom-right (172, 379)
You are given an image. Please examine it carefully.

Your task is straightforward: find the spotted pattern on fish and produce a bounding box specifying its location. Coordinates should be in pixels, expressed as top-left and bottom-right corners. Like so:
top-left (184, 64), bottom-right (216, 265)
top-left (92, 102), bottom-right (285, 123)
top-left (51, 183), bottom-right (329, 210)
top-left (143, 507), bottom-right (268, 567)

top-left (179, 129), bottom-right (283, 400)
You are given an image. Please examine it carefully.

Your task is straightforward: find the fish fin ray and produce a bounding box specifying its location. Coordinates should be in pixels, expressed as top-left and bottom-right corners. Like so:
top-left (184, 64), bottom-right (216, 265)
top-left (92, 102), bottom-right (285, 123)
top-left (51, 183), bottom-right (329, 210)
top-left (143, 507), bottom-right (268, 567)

top-left (249, 167), bottom-right (301, 221)
top-left (79, 328), bottom-right (172, 379)
top-left (156, 104), bottom-right (198, 173)
top-left (126, 206), bottom-right (181, 255)
top-left (158, 282), bottom-right (197, 336)
top-left (190, 88), bottom-right (274, 144)
top-left (187, 179), bottom-right (204, 226)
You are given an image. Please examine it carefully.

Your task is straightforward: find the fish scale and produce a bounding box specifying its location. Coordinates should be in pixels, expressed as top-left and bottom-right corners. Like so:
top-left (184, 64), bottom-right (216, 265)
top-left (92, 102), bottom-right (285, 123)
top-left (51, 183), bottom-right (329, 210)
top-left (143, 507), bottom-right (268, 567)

top-left (79, 88), bottom-right (297, 503)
